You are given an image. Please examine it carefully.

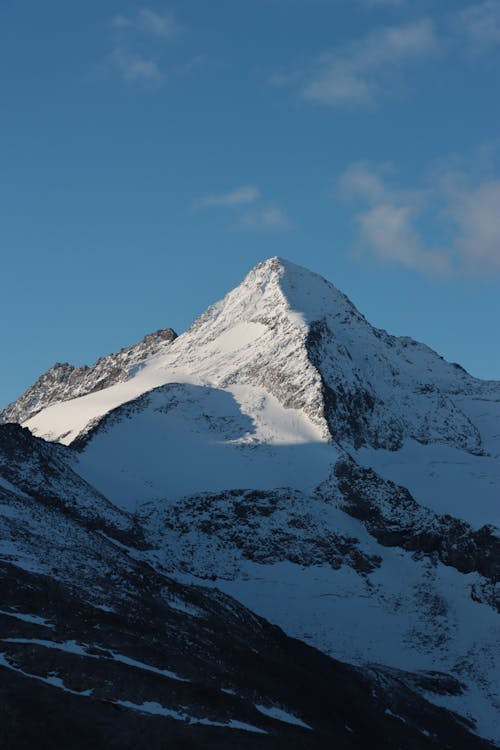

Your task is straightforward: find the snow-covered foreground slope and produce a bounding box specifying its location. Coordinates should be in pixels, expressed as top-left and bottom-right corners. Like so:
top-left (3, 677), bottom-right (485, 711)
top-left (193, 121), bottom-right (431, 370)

top-left (3, 424), bottom-right (493, 750)
top-left (2, 257), bottom-right (500, 744)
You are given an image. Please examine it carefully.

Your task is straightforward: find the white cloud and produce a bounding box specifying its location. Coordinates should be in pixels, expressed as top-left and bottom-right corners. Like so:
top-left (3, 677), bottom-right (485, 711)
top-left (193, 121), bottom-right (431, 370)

top-left (109, 48), bottom-right (166, 86)
top-left (356, 203), bottom-right (450, 274)
top-left (112, 9), bottom-right (179, 39)
top-left (340, 163), bottom-right (449, 274)
top-left (195, 186), bottom-right (261, 208)
top-left (273, 19), bottom-right (438, 108)
top-left (444, 177), bottom-right (500, 272)
top-left (454, 0), bottom-right (500, 52)
top-left (339, 160), bottom-right (500, 276)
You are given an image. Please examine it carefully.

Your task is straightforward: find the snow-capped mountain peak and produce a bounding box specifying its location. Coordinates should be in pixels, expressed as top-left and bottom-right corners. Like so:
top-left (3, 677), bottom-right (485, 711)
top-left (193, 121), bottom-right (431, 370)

top-left (192, 256), bottom-right (362, 334)
top-left (3, 256), bottom-right (498, 458)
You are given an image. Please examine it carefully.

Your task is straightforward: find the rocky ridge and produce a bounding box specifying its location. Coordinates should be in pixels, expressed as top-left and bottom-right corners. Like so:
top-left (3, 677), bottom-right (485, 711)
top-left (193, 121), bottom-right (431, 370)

top-left (0, 328), bottom-right (177, 426)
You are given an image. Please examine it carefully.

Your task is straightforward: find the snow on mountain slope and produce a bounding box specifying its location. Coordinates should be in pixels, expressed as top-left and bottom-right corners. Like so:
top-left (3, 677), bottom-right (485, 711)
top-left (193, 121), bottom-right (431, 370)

top-left (71, 383), bottom-right (334, 511)
top-left (355, 440), bottom-right (500, 529)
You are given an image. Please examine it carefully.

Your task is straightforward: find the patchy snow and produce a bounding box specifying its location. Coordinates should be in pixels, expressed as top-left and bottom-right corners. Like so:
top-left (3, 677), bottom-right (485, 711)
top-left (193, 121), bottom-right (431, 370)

top-left (0, 652), bottom-right (93, 696)
top-left (165, 595), bottom-right (204, 618)
top-left (384, 708), bottom-right (407, 723)
top-left (115, 700), bottom-right (267, 733)
top-left (109, 651), bottom-right (188, 683)
top-left (0, 610), bottom-right (54, 628)
top-left (2, 638), bottom-right (89, 655)
top-left (255, 703), bottom-right (312, 729)
top-left (0, 638), bottom-right (188, 683)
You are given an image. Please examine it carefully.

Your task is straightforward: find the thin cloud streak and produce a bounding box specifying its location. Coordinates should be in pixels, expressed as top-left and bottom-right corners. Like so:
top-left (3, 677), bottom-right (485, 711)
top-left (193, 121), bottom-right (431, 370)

top-left (194, 186), bottom-right (261, 208)
top-left (112, 9), bottom-right (180, 39)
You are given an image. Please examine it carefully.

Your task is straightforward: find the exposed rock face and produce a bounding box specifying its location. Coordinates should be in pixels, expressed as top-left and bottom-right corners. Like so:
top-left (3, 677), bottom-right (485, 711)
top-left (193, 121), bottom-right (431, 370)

top-left (0, 328), bottom-right (177, 425)
top-left (139, 487), bottom-right (382, 579)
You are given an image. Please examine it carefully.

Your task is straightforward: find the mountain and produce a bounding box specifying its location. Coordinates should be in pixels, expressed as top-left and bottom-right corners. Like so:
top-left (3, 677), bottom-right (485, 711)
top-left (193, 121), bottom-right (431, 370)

top-left (1, 257), bottom-right (499, 746)
top-left (10, 258), bottom-right (497, 453)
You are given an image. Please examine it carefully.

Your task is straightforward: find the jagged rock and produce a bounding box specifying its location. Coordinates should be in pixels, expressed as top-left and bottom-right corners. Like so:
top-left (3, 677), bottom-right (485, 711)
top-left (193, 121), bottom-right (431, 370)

top-left (0, 328), bottom-right (177, 425)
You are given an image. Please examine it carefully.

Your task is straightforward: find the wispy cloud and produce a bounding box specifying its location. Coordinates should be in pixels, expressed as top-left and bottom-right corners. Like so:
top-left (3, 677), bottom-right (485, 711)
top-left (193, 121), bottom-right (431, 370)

top-left (112, 8), bottom-right (180, 39)
top-left (362, 0), bottom-right (407, 6)
top-left (106, 8), bottom-right (182, 87)
top-left (195, 186), bottom-right (260, 208)
top-left (272, 19), bottom-right (438, 108)
top-left (453, 0), bottom-right (500, 53)
top-left (193, 186), bottom-right (293, 231)
top-left (109, 48), bottom-right (166, 87)
top-left (339, 160), bottom-right (500, 275)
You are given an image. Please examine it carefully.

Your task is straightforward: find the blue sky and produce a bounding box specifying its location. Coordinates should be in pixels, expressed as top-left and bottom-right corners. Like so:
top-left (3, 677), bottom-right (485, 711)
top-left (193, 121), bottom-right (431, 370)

top-left (1, 0), bottom-right (499, 405)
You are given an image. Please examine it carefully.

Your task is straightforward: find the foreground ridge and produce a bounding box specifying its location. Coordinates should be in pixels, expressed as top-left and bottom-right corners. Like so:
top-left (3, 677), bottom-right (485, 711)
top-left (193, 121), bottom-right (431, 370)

top-left (0, 423), bottom-right (496, 750)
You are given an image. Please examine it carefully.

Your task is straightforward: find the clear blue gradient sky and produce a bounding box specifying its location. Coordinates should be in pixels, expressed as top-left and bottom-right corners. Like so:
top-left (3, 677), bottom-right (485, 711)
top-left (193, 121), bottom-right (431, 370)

top-left (1, 0), bottom-right (499, 405)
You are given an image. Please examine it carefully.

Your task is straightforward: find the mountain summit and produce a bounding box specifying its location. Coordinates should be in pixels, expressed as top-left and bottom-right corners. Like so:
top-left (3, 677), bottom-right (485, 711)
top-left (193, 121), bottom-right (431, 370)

top-left (5, 256), bottom-right (492, 453)
top-left (1, 257), bottom-right (500, 744)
